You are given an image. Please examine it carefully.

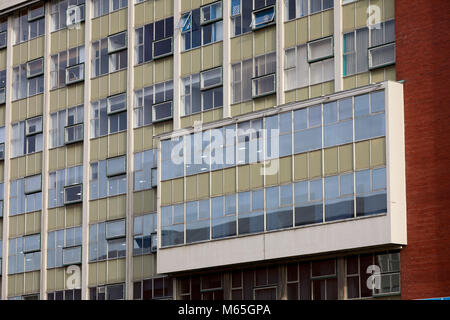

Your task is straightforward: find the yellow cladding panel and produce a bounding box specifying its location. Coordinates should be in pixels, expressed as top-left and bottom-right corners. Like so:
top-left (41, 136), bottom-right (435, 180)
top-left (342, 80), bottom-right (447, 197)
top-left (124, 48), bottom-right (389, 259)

top-left (230, 37), bottom-right (241, 62)
top-left (191, 48), bottom-right (202, 74)
top-left (254, 29), bottom-right (265, 56)
top-left (265, 160), bottom-right (278, 186)
top-left (186, 175), bottom-right (197, 201)
top-left (142, 254), bottom-right (156, 278)
top-left (322, 9), bottom-right (333, 37)
top-left (172, 178), bottom-right (184, 203)
top-left (285, 21), bottom-right (296, 48)
top-left (343, 3), bottom-right (356, 32)
top-left (0, 50), bottom-right (6, 69)
top-left (309, 150), bottom-right (322, 178)
top-left (181, 51), bottom-right (191, 76)
top-left (202, 44), bottom-right (214, 70)
top-left (251, 163), bottom-right (264, 189)
top-left (242, 34), bottom-right (253, 60)
top-left (108, 195), bottom-right (127, 220)
top-left (238, 165), bottom-right (250, 192)
top-left (344, 75), bottom-right (357, 90)
top-left (384, 0), bottom-right (395, 20)
top-left (355, 140), bottom-right (370, 170)
top-left (279, 156), bottom-right (292, 184)
top-left (197, 173), bottom-right (210, 199)
top-left (324, 147), bottom-right (338, 176)
top-left (223, 167), bottom-right (236, 194)
top-left (154, 60), bottom-right (165, 83)
top-left (371, 137), bottom-right (386, 167)
top-left (213, 42), bottom-right (222, 67)
top-left (265, 26), bottom-right (276, 53)
top-left (310, 83), bottom-right (323, 99)
top-left (211, 170), bottom-right (224, 196)
top-left (0, 106), bottom-right (5, 126)
top-left (133, 256), bottom-right (143, 280)
top-left (356, 0), bottom-right (369, 29)
top-left (309, 13), bottom-right (322, 41)
top-left (145, 1), bottom-right (155, 24)
top-left (154, 0), bottom-right (165, 20)
top-left (339, 144), bottom-right (354, 173)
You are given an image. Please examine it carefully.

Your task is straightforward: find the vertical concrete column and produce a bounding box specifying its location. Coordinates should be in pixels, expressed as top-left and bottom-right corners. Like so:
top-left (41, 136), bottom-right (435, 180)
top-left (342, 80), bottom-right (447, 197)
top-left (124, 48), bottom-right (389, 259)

top-left (276, 0), bottom-right (285, 106)
top-left (172, 0), bottom-right (181, 129)
top-left (81, 0), bottom-right (92, 300)
top-left (125, 2), bottom-right (135, 300)
top-left (39, 0), bottom-right (52, 299)
top-left (222, 0), bottom-right (231, 119)
top-left (334, 0), bottom-right (343, 92)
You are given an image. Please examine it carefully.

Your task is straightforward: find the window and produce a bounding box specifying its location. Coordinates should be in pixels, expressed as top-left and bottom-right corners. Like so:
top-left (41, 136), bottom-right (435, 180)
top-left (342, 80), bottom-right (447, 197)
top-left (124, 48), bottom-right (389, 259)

top-left (50, 46), bottom-right (85, 89)
top-left (107, 155), bottom-right (126, 177)
top-left (8, 236), bottom-right (41, 274)
top-left (12, 63), bottom-right (44, 100)
top-left (92, 33), bottom-right (128, 77)
top-left (0, 19), bottom-right (7, 49)
top-left (238, 190), bottom-right (264, 235)
top-left (48, 227), bottom-right (82, 268)
top-left (0, 69), bottom-right (5, 104)
top-left (354, 91), bottom-right (385, 141)
top-left (133, 277), bottom-right (173, 300)
top-left (180, 5), bottom-right (222, 52)
top-left (108, 32), bottom-right (127, 53)
top-left (284, 44), bottom-right (334, 90)
top-left (107, 93), bottom-right (127, 114)
top-left (266, 185), bottom-right (293, 231)
top-left (0, 126), bottom-right (4, 160)
top-left (9, 176), bottom-right (42, 216)
top-left (251, 6), bottom-right (276, 30)
top-left (51, 0), bottom-right (86, 32)
top-left (93, 0), bottom-right (127, 18)
top-left (211, 195), bottom-right (237, 239)
top-left (185, 200), bottom-right (210, 244)
top-left (66, 63), bottom-right (84, 84)
top-left (89, 283), bottom-right (125, 300)
top-left (48, 289), bottom-right (82, 300)
top-left (134, 149), bottom-right (157, 191)
top-left (323, 99), bottom-right (353, 147)
top-left (90, 96), bottom-right (127, 138)
top-left (13, 4), bottom-right (45, 44)
top-left (160, 137), bottom-right (184, 181)
top-left (324, 173), bottom-right (355, 221)
top-left (231, 0), bottom-right (253, 36)
top-left (90, 159), bottom-right (127, 200)
top-left (49, 165), bottom-right (83, 208)
top-left (133, 213), bottom-right (157, 255)
top-left (231, 59), bottom-right (252, 103)
top-left (0, 182), bottom-right (4, 218)
top-left (49, 105), bottom-right (84, 148)
top-left (181, 73), bottom-right (201, 115)
top-left (11, 118), bottom-right (43, 157)
top-left (343, 20), bottom-right (395, 75)
top-left (89, 221), bottom-right (126, 261)
top-left (356, 167), bottom-right (387, 217)
top-left (134, 80), bottom-right (173, 127)
top-left (161, 204), bottom-right (184, 247)
top-left (252, 52), bottom-right (276, 98)
top-left (135, 23), bottom-right (153, 64)
top-left (308, 37), bottom-right (333, 62)
top-left (153, 17), bottom-right (174, 59)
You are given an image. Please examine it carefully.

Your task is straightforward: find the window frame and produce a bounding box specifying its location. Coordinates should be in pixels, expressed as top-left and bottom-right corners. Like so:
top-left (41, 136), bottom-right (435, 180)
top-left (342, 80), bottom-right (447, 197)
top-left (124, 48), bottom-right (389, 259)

top-left (25, 116), bottom-right (43, 136)
top-left (65, 62), bottom-right (85, 85)
top-left (66, 3), bottom-right (86, 27)
top-left (200, 67), bottom-right (223, 90)
top-left (106, 155), bottom-right (127, 177)
top-left (368, 42), bottom-right (396, 70)
top-left (107, 93), bottom-right (127, 115)
top-left (64, 183), bottom-right (83, 205)
top-left (250, 5), bottom-right (276, 30)
top-left (152, 100), bottom-right (173, 123)
top-left (200, 1), bottom-right (223, 26)
top-left (26, 58), bottom-right (44, 79)
top-left (307, 36), bottom-right (334, 63)
top-left (108, 31), bottom-right (128, 54)
top-left (152, 37), bottom-right (173, 60)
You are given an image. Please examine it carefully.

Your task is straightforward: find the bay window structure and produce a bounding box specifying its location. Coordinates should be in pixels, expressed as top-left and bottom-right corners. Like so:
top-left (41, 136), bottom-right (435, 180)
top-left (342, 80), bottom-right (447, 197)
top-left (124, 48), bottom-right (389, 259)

top-left (47, 226), bottom-right (82, 268)
top-left (89, 283), bottom-right (125, 300)
top-left (50, 0), bottom-right (85, 32)
top-left (9, 175), bottom-right (42, 216)
top-left (134, 81), bottom-right (173, 126)
top-left (253, 52), bottom-right (276, 98)
top-left (179, 1), bottom-right (223, 52)
top-left (90, 156), bottom-right (127, 200)
top-left (11, 117), bottom-right (43, 157)
top-left (49, 105), bottom-right (84, 148)
top-left (343, 20), bottom-right (395, 76)
top-left (133, 213), bottom-right (157, 255)
top-left (90, 93), bottom-right (127, 138)
top-left (48, 165), bottom-right (83, 208)
top-left (13, 4), bottom-right (45, 45)
top-left (93, 0), bottom-right (127, 18)
top-left (285, 0), bottom-right (334, 21)
top-left (181, 68), bottom-right (223, 116)
top-left (8, 234), bottom-right (41, 274)
top-left (135, 17), bottom-right (174, 64)
top-left (133, 277), bottom-right (173, 300)
top-left (92, 32), bottom-right (128, 78)
top-left (134, 149), bottom-right (157, 191)
top-left (12, 60), bottom-right (45, 100)
top-left (285, 38), bottom-right (334, 91)
top-left (50, 46), bottom-right (85, 89)
top-left (89, 219), bottom-right (126, 261)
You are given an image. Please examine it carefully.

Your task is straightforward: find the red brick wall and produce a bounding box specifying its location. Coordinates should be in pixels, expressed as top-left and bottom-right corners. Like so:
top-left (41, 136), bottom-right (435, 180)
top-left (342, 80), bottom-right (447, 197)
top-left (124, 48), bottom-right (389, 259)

top-left (396, 0), bottom-right (450, 300)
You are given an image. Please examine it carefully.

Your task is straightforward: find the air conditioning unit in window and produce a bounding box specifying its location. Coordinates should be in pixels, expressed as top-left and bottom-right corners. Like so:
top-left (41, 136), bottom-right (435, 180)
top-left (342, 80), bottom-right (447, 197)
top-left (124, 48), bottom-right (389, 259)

top-left (150, 232), bottom-right (157, 253)
top-left (66, 63), bottom-right (84, 85)
top-left (64, 184), bottom-right (83, 205)
top-left (369, 42), bottom-right (396, 70)
top-left (66, 4), bottom-right (85, 27)
top-left (65, 123), bottom-right (84, 145)
top-left (152, 37), bottom-right (173, 60)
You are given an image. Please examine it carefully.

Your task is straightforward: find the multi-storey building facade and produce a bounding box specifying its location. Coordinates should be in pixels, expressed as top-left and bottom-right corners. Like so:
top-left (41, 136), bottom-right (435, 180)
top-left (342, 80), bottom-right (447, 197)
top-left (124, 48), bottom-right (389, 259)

top-left (0, 0), bottom-right (447, 300)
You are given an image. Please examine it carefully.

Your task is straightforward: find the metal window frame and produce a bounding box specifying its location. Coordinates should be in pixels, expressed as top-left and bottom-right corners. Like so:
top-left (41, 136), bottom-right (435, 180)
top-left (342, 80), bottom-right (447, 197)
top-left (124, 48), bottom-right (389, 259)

top-left (64, 183), bottom-right (83, 205)
top-left (368, 42), bottom-right (396, 70)
top-left (0, 87), bottom-right (4, 104)
top-left (27, 5), bottom-right (45, 22)
top-left (62, 246), bottom-right (82, 266)
top-left (0, 142), bottom-right (4, 160)
top-left (200, 66), bottom-right (223, 90)
top-left (108, 31), bottom-right (128, 54)
top-left (65, 62), bottom-right (85, 85)
top-left (25, 115), bottom-right (43, 136)
top-left (106, 219), bottom-right (126, 240)
top-left (200, 1), bottom-right (223, 26)
top-left (0, 31), bottom-right (6, 49)
top-left (26, 57), bottom-right (44, 79)
top-left (66, 3), bottom-right (86, 26)
top-left (24, 174), bottom-right (42, 195)
top-left (251, 5), bottom-right (276, 30)
top-left (106, 155), bottom-right (127, 177)
top-left (65, 123), bottom-right (84, 145)
top-left (150, 232), bottom-right (157, 253)
top-left (23, 234), bottom-right (41, 253)
top-left (107, 93), bottom-right (127, 115)
top-left (307, 36), bottom-right (334, 63)
top-left (152, 37), bottom-right (174, 60)
top-left (178, 12), bottom-right (192, 33)
top-left (251, 73), bottom-right (276, 98)
top-left (152, 100), bottom-right (173, 123)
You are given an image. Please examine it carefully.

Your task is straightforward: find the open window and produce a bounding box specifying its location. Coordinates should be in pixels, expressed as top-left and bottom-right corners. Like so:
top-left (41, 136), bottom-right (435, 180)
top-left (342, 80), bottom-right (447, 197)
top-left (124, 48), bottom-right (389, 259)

top-left (26, 116), bottom-right (43, 136)
top-left (23, 234), bottom-right (41, 253)
top-left (106, 156), bottom-right (126, 177)
top-left (65, 122), bottom-right (84, 145)
top-left (66, 63), bottom-right (84, 85)
top-left (250, 6), bottom-right (275, 30)
top-left (0, 143), bottom-right (4, 160)
top-left (152, 101), bottom-right (173, 123)
top-left (307, 36), bottom-right (334, 63)
top-left (152, 38), bottom-right (173, 59)
top-left (0, 87), bottom-right (5, 104)
top-left (63, 246), bottom-right (82, 265)
top-left (201, 1), bottom-right (223, 25)
top-left (252, 52), bottom-right (276, 98)
top-left (369, 42), bottom-right (395, 70)
top-left (27, 58), bottom-right (44, 79)
top-left (106, 219), bottom-right (126, 240)
top-left (107, 93), bottom-right (127, 114)
top-left (24, 174), bottom-right (42, 195)
top-left (200, 67), bottom-right (223, 90)
top-left (66, 4), bottom-right (85, 27)
top-left (0, 31), bottom-right (6, 49)
top-left (177, 12), bottom-right (192, 33)
top-left (108, 32), bottom-right (127, 54)
top-left (28, 4), bottom-right (45, 22)
top-left (64, 184), bottom-right (83, 205)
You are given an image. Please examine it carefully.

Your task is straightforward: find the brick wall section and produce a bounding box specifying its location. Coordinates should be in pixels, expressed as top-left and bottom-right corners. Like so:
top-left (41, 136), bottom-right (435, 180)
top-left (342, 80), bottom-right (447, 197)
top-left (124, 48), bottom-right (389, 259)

top-left (396, 0), bottom-right (450, 300)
